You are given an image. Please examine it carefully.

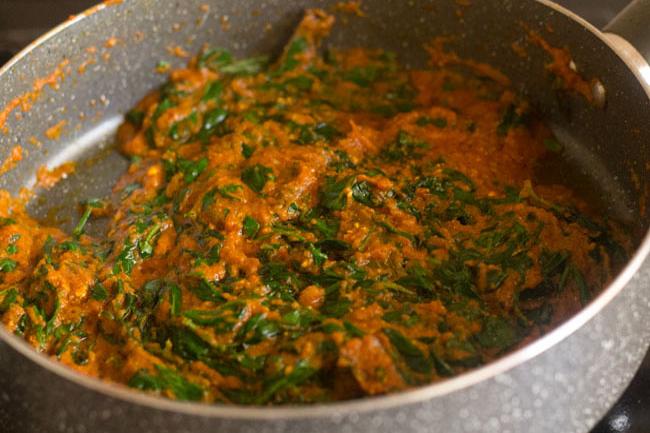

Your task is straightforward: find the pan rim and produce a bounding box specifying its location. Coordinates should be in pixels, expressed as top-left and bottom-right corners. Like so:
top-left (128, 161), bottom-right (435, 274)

top-left (0, 0), bottom-right (649, 421)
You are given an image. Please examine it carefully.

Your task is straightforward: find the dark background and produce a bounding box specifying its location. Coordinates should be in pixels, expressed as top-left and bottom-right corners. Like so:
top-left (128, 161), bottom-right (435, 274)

top-left (0, 1), bottom-right (647, 433)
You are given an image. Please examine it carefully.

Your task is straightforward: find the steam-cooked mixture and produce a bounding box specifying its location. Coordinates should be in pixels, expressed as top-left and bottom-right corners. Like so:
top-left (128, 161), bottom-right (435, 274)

top-left (0, 10), bottom-right (627, 404)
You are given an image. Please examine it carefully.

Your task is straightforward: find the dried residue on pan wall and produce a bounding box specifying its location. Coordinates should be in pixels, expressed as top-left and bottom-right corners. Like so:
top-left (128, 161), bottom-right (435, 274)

top-left (517, 23), bottom-right (605, 107)
top-left (36, 162), bottom-right (76, 190)
top-left (0, 5), bottom-right (126, 181)
top-left (0, 60), bottom-right (69, 135)
top-left (0, 146), bottom-right (23, 177)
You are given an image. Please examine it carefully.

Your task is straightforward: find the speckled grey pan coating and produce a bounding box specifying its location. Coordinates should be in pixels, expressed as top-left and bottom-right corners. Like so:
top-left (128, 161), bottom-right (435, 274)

top-left (0, 1), bottom-right (648, 432)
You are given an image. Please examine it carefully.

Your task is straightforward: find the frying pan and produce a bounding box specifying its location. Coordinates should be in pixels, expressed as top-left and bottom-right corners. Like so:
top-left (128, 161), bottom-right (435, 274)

top-left (0, 1), bottom-right (649, 432)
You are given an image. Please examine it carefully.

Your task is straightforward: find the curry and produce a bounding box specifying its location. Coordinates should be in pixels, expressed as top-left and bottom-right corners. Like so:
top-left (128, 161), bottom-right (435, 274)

top-left (0, 10), bottom-right (628, 404)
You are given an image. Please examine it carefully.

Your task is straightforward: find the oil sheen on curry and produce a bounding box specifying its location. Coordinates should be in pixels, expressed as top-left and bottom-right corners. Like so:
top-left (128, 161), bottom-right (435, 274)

top-left (0, 10), bottom-right (629, 404)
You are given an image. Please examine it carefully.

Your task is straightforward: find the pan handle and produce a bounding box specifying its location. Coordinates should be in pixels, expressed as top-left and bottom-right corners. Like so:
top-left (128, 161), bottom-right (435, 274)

top-left (604, 0), bottom-right (650, 64)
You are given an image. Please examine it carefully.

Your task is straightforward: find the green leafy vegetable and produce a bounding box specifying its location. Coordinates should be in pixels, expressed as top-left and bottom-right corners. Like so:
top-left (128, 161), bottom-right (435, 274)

top-left (169, 284), bottom-right (182, 317)
top-left (168, 111), bottom-right (198, 143)
top-left (208, 184), bottom-right (243, 201)
top-left (202, 189), bottom-right (217, 210)
top-left (220, 56), bottom-right (269, 75)
top-left (197, 108), bottom-right (228, 142)
top-left (241, 143), bottom-right (255, 158)
top-left (241, 164), bottom-right (273, 193)
top-left (178, 158), bottom-right (209, 183)
top-left (90, 282), bottom-right (108, 301)
top-left (0, 288), bottom-right (18, 313)
top-left (416, 116), bottom-right (447, 128)
top-left (189, 279), bottom-right (225, 303)
top-left (383, 131), bottom-right (427, 161)
top-left (129, 365), bottom-right (204, 401)
top-left (73, 198), bottom-right (104, 237)
top-left (276, 37), bottom-right (308, 74)
top-left (284, 75), bottom-right (314, 91)
top-left (291, 122), bottom-right (341, 144)
top-left (202, 80), bottom-right (224, 102)
top-left (351, 180), bottom-right (382, 208)
top-left (320, 176), bottom-right (350, 211)
top-left (475, 317), bottom-right (518, 351)
top-left (308, 243), bottom-right (327, 267)
top-left (255, 359), bottom-right (316, 404)
top-left (0, 217), bottom-right (16, 227)
top-left (345, 66), bottom-right (379, 87)
top-left (242, 215), bottom-right (260, 239)
top-left (313, 239), bottom-right (351, 260)
top-left (139, 222), bottom-right (162, 258)
top-left (497, 104), bottom-right (527, 136)
top-left (383, 328), bottom-right (432, 374)
top-left (198, 49), bottom-right (233, 70)
top-left (113, 239), bottom-right (138, 275)
top-left (321, 284), bottom-right (351, 318)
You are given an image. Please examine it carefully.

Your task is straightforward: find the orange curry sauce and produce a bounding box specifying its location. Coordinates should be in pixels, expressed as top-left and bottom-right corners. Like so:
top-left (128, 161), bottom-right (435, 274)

top-left (0, 10), bottom-right (627, 404)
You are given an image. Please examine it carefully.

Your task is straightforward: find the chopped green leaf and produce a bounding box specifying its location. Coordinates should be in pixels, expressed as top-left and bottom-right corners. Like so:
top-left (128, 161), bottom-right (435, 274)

top-left (128, 365), bottom-right (203, 401)
top-left (241, 143), bottom-right (255, 159)
top-left (90, 282), bottom-right (108, 301)
top-left (198, 49), bottom-right (233, 70)
top-left (0, 258), bottom-right (17, 273)
top-left (320, 176), bottom-right (350, 211)
top-left (197, 108), bottom-right (229, 142)
top-left (214, 184), bottom-right (243, 201)
top-left (277, 37), bottom-right (308, 74)
top-left (202, 80), bottom-right (224, 102)
top-left (241, 164), bottom-right (273, 193)
top-left (384, 327), bottom-right (432, 374)
top-left (139, 222), bottom-right (162, 258)
top-left (73, 198), bottom-right (104, 237)
top-left (243, 215), bottom-right (260, 239)
top-left (284, 75), bottom-right (314, 91)
top-left (497, 104), bottom-right (527, 136)
top-left (321, 284), bottom-right (351, 318)
top-left (0, 218), bottom-right (16, 227)
top-left (383, 131), bottom-right (427, 161)
top-left (202, 189), bottom-right (217, 210)
top-left (416, 116), bottom-right (447, 128)
top-left (255, 359), bottom-right (316, 404)
top-left (113, 239), bottom-right (138, 275)
top-left (351, 180), bottom-right (382, 208)
top-left (345, 66), bottom-right (379, 88)
top-left (178, 157), bottom-right (209, 183)
top-left (476, 316), bottom-right (518, 351)
top-left (308, 243), bottom-right (327, 267)
top-left (220, 56), bottom-right (269, 75)
top-left (169, 284), bottom-right (182, 317)
top-left (189, 279), bottom-right (225, 303)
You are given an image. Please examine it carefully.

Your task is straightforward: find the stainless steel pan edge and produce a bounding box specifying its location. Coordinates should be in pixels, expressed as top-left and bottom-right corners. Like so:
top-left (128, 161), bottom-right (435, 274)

top-left (0, 1), bottom-right (649, 432)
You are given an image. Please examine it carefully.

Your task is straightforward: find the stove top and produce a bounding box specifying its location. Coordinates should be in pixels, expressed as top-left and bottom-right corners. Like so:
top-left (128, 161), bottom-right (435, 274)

top-left (0, 1), bottom-right (647, 432)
